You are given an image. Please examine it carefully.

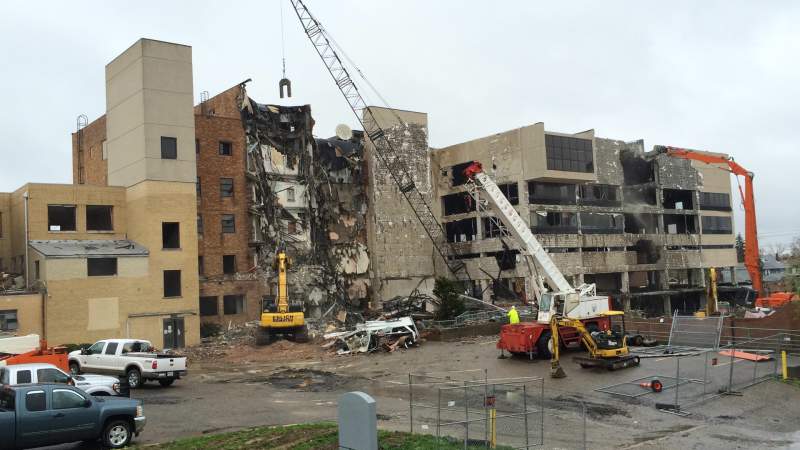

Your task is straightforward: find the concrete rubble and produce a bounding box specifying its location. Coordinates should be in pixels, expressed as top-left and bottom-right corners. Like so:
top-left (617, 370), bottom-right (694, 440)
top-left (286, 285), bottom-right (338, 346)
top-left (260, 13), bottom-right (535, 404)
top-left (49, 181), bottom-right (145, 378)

top-left (322, 317), bottom-right (420, 355)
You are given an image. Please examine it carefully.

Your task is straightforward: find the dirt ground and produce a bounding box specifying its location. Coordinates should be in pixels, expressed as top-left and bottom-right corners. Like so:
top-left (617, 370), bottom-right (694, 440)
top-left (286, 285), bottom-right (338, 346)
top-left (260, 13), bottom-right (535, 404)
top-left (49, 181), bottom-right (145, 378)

top-left (42, 337), bottom-right (800, 449)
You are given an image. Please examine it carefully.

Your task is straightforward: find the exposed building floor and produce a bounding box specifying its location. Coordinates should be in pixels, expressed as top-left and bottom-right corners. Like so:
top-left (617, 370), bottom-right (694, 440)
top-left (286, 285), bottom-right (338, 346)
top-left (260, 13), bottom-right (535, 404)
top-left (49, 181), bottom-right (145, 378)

top-left (44, 338), bottom-right (800, 449)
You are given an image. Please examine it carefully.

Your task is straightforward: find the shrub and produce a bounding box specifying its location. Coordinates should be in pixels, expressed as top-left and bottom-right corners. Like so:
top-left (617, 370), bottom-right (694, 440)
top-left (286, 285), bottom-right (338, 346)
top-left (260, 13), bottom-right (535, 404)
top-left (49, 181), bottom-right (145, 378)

top-left (433, 277), bottom-right (466, 320)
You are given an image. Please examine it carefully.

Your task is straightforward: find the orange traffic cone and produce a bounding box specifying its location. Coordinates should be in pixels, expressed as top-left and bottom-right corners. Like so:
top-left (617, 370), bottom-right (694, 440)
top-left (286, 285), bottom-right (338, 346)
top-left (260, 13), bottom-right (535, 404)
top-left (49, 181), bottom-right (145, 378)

top-left (639, 379), bottom-right (663, 392)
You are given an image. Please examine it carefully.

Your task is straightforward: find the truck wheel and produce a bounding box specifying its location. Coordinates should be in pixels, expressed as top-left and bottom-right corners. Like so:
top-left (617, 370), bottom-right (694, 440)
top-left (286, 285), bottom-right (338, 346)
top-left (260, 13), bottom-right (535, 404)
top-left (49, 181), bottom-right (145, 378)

top-left (69, 361), bottom-right (81, 375)
top-left (102, 419), bottom-right (132, 448)
top-left (158, 378), bottom-right (175, 387)
top-left (126, 368), bottom-right (142, 389)
top-left (537, 331), bottom-right (552, 359)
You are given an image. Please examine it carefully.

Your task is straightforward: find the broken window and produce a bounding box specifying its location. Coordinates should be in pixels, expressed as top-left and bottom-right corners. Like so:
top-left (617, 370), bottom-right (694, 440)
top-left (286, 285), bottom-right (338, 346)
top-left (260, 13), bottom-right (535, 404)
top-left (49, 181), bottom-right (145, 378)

top-left (219, 141), bottom-right (232, 156)
top-left (445, 218), bottom-right (477, 243)
top-left (47, 205), bottom-right (76, 231)
top-left (528, 182), bottom-right (576, 205)
top-left (664, 214), bottom-right (697, 234)
top-left (497, 183), bottom-right (519, 205)
top-left (545, 134), bottom-right (594, 173)
top-left (0, 310), bottom-right (18, 331)
top-left (628, 271), bottom-right (661, 292)
top-left (667, 269), bottom-right (700, 288)
top-left (450, 162), bottom-right (474, 187)
top-left (196, 177), bottom-right (201, 197)
top-left (663, 189), bottom-right (695, 210)
top-left (701, 216), bottom-right (732, 234)
top-left (579, 184), bottom-right (620, 206)
top-left (580, 213), bottom-right (623, 234)
top-left (220, 178), bottom-right (234, 197)
top-left (86, 205), bottom-right (113, 231)
top-left (223, 255), bottom-right (236, 274)
top-left (286, 187), bottom-right (295, 202)
top-left (221, 214), bottom-right (236, 233)
top-left (624, 213), bottom-right (659, 234)
top-left (223, 295), bottom-right (245, 315)
top-left (197, 215), bottom-right (203, 236)
top-left (87, 258), bottom-right (117, 276)
top-left (161, 136), bottom-right (177, 159)
top-left (198, 256), bottom-right (204, 276)
top-left (699, 192), bottom-right (731, 211)
top-left (531, 211), bottom-right (578, 234)
top-left (583, 273), bottom-right (622, 293)
top-left (622, 185), bottom-right (657, 206)
top-left (482, 217), bottom-right (507, 239)
top-left (442, 192), bottom-right (475, 216)
top-left (199, 296), bottom-right (217, 316)
top-left (162, 222), bottom-right (180, 249)
top-left (163, 270), bottom-right (181, 297)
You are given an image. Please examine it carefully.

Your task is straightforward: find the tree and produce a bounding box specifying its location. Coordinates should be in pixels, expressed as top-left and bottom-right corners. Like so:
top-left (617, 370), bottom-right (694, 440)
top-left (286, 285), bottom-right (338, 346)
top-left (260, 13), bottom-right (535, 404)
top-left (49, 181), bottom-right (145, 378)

top-left (433, 277), bottom-right (466, 320)
top-left (785, 237), bottom-right (800, 295)
top-left (735, 233), bottom-right (745, 263)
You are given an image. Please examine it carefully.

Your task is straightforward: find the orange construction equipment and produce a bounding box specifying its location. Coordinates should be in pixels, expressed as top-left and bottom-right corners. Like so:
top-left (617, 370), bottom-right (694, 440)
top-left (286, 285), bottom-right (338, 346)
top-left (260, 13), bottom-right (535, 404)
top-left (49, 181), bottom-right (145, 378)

top-left (0, 339), bottom-right (69, 372)
top-left (655, 146), bottom-right (794, 306)
top-left (718, 350), bottom-right (772, 362)
top-left (754, 292), bottom-right (798, 310)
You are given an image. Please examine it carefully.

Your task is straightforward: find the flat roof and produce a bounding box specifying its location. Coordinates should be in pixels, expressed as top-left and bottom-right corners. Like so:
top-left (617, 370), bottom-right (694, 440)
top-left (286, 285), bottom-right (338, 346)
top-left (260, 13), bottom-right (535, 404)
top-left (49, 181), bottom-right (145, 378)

top-left (29, 240), bottom-right (149, 258)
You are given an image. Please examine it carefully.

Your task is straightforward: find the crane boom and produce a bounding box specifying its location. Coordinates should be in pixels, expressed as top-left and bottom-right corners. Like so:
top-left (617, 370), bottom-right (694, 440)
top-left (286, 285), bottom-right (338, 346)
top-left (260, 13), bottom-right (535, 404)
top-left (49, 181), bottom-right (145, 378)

top-left (288, 0), bottom-right (468, 278)
top-left (655, 146), bottom-right (761, 294)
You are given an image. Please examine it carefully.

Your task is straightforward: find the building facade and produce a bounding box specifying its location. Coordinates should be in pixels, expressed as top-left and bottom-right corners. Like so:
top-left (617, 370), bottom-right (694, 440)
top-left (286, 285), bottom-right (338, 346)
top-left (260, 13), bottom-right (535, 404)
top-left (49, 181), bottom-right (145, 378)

top-left (430, 123), bottom-right (738, 315)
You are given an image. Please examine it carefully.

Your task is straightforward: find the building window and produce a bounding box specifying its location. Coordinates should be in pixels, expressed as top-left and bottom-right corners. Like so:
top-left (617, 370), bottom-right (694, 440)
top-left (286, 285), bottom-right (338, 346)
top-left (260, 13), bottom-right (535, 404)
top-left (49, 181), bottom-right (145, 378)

top-left (482, 218), bottom-right (507, 239)
top-left (0, 211), bottom-right (3, 237)
top-left (442, 192), bottom-right (476, 216)
top-left (161, 136), bottom-right (178, 159)
top-left (163, 270), bottom-right (181, 297)
top-left (0, 310), bottom-right (18, 331)
top-left (86, 205), bottom-right (113, 231)
top-left (528, 182), bottom-right (577, 205)
top-left (220, 178), bottom-right (234, 198)
top-left (195, 139), bottom-right (200, 154)
top-left (286, 187), bottom-right (295, 202)
top-left (531, 211), bottom-right (578, 234)
top-left (497, 183), bottom-right (519, 205)
top-left (223, 295), bottom-right (245, 315)
top-left (579, 213), bottom-right (623, 234)
top-left (87, 258), bottom-right (117, 276)
top-left (196, 177), bottom-right (201, 197)
top-left (198, 256), bottom-right (204, 276)
top-left (199, 296), bottom-right (218, 316)
top-left (223, 255), bottom-right (236, 274)
top-left (545, 134), bottom-right (593, 173)
top-left (701, 216), bottom-right (733, 234)
top-left (47, 205), bottom-right (77, 231)
top-left (579, 184), bottom-right (620, 206)
top-left (287, 221), bottom-right (297, 235)
top-left (197, 215), bottom-right (203, 236)
top-left (219, 141), bottom-right (232, 156)
top-left (34, 261), bottom-right (39, 280)
top-left (221, 214), bottom-right (236, 233)
top-left (162, 222), bottom-right (181, 249)
top-left (699, 192), bottom-right (731, 211)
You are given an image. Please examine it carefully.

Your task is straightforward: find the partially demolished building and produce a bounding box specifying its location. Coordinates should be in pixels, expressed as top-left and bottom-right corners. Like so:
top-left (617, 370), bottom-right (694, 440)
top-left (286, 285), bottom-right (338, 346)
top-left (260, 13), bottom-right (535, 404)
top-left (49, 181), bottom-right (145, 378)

top-left (431, 123), bottom-right (738, 316)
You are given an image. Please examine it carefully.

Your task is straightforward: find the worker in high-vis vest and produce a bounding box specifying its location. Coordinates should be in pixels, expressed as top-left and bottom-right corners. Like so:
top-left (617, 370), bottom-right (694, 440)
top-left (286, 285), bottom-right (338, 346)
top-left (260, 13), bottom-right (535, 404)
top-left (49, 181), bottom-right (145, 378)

top-left (507, 305), bottom-right (520, 324)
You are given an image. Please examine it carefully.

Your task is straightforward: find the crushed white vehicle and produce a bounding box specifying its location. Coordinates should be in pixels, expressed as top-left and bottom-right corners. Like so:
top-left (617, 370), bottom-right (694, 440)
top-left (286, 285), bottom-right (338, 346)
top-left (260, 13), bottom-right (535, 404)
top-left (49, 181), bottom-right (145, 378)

top-left (323, 317), bottom-right (420, 355)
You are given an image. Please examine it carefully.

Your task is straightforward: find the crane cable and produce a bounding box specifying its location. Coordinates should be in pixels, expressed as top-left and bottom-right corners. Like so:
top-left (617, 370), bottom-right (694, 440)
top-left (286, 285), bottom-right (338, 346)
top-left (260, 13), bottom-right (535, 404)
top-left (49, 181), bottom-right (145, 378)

top-left (280, 0), bottom-right (287, 79)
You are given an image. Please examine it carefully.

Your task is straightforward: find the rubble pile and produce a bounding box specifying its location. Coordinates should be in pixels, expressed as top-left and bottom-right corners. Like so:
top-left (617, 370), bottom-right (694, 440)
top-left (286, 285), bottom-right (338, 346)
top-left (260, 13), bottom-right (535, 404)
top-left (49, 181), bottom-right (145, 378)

top-left (380, 293), bottom-right (437, 320)
top-left (322, 317), bottom-right (421, 355)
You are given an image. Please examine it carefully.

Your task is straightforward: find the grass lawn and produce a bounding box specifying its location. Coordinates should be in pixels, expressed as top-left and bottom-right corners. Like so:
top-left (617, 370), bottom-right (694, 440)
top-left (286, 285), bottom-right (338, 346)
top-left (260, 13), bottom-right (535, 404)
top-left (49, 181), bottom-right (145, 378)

top-left (136, 422), bottom-right (513, 449)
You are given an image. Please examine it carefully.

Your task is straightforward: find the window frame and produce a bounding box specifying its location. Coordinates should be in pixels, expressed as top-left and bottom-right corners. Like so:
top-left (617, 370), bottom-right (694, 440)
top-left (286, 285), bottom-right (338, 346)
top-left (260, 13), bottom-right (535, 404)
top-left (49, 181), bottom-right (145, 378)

top-left (163, 270), bottom-right (182, 298)
top-left (87, 257), bottom-right (118, 277)
top-left (25, 390), bottom-right (46, 412)
top-left (544, 134), bottom-right (594, 173)
top-left (37, 368), bottom-right (70, 384)
top-left (17, 370), bottom-right (33, 384)
top-left (220, 178), bottom-right (234, 198)
top-left (162, 222), bottom-right (181, 249)
top-left (85, 205), bottom-right (114, 232)
top-left (161, 136), bottom-right (178, 160)
top-left (223, 294), bottom-right (245, 315)
top-left (52, 389), bottom-right (87, 410)
top-left (199, 296), bottom-right (218, 317)
top-left (47, 204), bottom-right (77, 232)
top-left (219, 141), bottom-right (233, 156)
top-left (221, 214), bottom-right (236, 233)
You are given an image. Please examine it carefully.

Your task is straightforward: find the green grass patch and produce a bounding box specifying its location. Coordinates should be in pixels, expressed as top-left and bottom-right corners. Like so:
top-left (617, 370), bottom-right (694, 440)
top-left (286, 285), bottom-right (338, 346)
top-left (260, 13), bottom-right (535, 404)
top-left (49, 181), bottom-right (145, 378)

top-left (137, 422), bottom-right (514, 449)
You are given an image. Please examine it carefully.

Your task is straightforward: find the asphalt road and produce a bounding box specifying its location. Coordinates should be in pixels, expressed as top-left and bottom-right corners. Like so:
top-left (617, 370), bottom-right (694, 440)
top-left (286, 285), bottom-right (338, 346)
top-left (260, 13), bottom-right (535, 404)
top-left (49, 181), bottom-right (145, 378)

top-left (35, 338), bottom-right (800, 449)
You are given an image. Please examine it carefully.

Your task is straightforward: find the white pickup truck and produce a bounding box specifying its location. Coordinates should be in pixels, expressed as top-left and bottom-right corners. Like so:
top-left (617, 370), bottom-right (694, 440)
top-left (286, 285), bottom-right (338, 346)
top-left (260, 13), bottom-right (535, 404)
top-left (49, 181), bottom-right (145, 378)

top-left (0, 363), bottom-right (122, 396)
top-left (68, 339), bottom-right (187, 388)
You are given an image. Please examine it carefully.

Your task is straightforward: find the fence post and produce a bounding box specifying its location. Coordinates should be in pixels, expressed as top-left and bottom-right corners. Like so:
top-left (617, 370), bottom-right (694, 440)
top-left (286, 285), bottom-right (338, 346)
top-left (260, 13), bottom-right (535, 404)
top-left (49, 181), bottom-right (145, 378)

top-left (674, 356), bottom-right (680, 410)
top-left (523, 384), bottom-right (530, 450)
top-left (540, 378), bottom-right (545, 446)
top-left (582, 401), bottom-right (587, 450)
top-left (727, 318), bottom-right (736, 393)
top-left (464, 385), bottom-right (469, 449)
top-left (436, 388), bottom-right (442, 447)
top-left (408, 374), bottom-right (413, 433)
top-left (703, 350), bottom-right (708, 397)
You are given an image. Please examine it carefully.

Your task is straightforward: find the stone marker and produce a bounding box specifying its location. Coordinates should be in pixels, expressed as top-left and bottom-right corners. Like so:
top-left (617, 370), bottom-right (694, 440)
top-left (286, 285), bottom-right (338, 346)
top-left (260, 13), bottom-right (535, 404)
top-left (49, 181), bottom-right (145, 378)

top-left (338, 391), bottom-right (378, 450)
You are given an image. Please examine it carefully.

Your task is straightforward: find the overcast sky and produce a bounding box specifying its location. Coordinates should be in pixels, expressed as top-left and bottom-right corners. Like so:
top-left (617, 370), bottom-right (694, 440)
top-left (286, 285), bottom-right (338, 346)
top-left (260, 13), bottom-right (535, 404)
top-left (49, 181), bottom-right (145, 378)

top-left (1, 1), bottom-right (798, 247)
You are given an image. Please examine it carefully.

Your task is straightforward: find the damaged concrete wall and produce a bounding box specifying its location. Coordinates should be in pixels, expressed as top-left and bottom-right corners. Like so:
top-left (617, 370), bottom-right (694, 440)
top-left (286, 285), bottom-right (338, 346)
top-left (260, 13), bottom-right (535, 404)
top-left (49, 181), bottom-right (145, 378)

top-left (364, 107), bottom-right (436, 307)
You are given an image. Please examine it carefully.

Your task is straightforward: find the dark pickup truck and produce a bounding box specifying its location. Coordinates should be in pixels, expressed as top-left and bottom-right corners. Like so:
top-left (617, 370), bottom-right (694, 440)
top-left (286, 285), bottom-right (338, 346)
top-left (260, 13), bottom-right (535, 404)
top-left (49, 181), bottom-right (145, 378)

top-left (0, 383), bottom-right (145, 449)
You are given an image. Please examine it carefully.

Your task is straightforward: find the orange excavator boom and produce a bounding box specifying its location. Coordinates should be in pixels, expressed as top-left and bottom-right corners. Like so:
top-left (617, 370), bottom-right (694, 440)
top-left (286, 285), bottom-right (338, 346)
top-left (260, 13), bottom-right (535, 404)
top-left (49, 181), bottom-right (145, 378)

top-left (655, 146), bottom-right (761, 294)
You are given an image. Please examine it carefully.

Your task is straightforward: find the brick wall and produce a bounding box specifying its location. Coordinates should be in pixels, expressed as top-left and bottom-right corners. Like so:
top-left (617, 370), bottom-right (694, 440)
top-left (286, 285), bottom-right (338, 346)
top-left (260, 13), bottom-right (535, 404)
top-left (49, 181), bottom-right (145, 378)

top-left (71, 115), bottom-right (107, 186)
top-left (195, 86), bottom-right (267, 325)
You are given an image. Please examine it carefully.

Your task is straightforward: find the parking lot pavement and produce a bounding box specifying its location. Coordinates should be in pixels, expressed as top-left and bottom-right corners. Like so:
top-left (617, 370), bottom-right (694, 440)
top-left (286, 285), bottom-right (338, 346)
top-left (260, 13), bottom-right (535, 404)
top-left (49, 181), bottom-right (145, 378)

top-left (33, 338), bottom-right (800, 449)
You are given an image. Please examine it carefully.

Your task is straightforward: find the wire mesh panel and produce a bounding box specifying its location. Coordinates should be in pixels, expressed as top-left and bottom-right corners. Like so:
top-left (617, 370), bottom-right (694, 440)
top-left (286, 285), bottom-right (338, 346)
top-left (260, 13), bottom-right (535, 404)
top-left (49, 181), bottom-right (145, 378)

top-left (668, 311), bottom-right (724, 349)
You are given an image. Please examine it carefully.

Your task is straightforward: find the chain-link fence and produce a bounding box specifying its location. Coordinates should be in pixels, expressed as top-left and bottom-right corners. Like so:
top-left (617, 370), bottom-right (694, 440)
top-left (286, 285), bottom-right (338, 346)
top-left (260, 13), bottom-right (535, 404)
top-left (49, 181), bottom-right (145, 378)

top-left (409, 370), bottom-right (547, 448)
top-left (597, 332), bottom-right (799, 415)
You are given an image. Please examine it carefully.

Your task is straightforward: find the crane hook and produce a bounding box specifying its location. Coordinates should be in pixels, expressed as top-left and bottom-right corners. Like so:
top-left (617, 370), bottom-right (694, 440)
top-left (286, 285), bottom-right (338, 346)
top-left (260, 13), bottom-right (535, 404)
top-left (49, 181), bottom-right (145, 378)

top-left (279, 78), bottom-right (292, 98)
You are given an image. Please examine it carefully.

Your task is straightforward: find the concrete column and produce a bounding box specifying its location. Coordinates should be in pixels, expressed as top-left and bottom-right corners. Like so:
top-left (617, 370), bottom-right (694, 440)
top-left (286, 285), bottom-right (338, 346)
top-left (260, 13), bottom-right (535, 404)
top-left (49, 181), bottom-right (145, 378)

top-left (620, 271), bottom-right (630, 293)
top-left (663, 295), bottom-right (672, 315)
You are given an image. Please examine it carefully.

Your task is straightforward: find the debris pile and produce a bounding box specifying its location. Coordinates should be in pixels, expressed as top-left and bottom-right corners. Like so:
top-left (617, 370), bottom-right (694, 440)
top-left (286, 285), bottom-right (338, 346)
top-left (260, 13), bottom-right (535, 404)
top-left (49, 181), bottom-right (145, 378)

top-left (380, 293), bottom-right (437, 320)
top-left (322, 317), bottom-right (420, 355)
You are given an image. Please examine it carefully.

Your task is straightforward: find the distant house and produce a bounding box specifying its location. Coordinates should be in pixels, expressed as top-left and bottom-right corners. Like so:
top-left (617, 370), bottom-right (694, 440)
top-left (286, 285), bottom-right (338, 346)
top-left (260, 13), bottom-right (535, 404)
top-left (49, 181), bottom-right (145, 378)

top-left (721, 254), bottom-right (787, 294)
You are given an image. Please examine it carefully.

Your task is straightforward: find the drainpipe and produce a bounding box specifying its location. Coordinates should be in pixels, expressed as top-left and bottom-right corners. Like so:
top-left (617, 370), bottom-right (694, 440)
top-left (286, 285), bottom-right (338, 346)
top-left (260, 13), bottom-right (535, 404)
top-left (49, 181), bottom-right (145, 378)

top-left (23, 191), bottom-right (29, 288)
